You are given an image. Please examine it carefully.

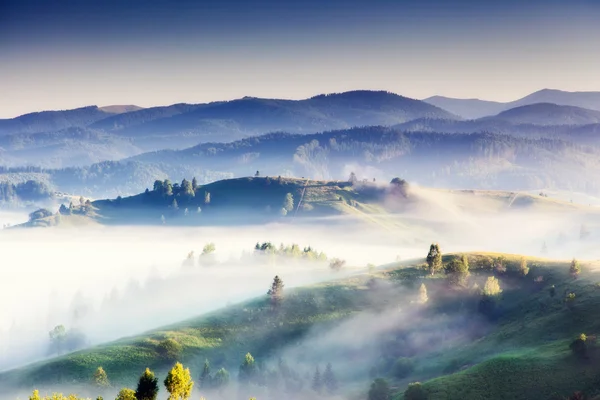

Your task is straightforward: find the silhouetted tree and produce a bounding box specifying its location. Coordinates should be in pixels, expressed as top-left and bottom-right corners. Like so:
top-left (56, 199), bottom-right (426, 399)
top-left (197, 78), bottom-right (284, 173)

top-left (136, 368), bottom-right (159, 400)
top-left (329, 258), bottom-right (346, 271)
top-left (323, 363), bottom-right (338, 394)
top-left (426, 244), bottom-right (442, 275)
top-left (191, 177), bottom-right (198, 191)
top-left (199, 359), bottom-right (211, 389)
top-left (311, 366), bottom-right (323, 393)
top-left (368, 378), bottom-right (391, 400)
top-left (570, 258), bottom-right (581, 278)
top-left (212, 368), bottom-right (230, 390)
top-left (267, 276), bottom-right (285, 307)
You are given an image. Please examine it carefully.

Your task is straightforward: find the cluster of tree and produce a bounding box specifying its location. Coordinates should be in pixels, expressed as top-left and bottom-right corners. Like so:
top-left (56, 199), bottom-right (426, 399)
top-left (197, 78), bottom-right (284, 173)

top-left (58, 196), bottom-right (93, 216)
top-left (182, 243), bottom-right (217, 267)
top-left (254, 242), bottom-right (328, 262)
top-left (47, 325), bottom-right (87, 356)
top-left (0, 180), bottom-right (53, 204)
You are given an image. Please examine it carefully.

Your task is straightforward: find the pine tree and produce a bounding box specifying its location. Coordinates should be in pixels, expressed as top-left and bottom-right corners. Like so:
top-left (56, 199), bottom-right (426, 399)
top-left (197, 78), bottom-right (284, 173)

top-left (192, 177), bottom-right (198, 190)
top-left (136, 368), bottom-right (159, 400)
top-left (570, 258), bottom-right (581, 277)
top-left (171, 198), bottom-right (179, 210)
top-left (164, 362), bottom-right (194, 400)
top-left (368, 378), bottom-right (391, 400)
top-left (199, 359), bottom-right (211, 389)
top-left (426, 244), bottom-right (442, 275)
top-left (212, 368), bottom-right (230, 390)
top-left (181, 179), bottom-right (195, 198)
top-left (311, 366), bottom-right (323, 392)
top-left (323, 363), bottom-right (338, 394)
top-left (204, 192), bottom-right (211, 205)
top-left (267, 276), bottom-right (285, 307)
top-left (93, 367), bottom-right (110, 388)
top-left (239, 353), bottom-right (257, 384)
top-left (418, 283), bottom-right (428, 304)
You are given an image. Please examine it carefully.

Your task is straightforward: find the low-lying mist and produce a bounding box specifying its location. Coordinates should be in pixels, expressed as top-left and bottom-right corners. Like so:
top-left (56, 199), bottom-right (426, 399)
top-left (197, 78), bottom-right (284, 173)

top-left (1, 188), bottom-right (599, 374)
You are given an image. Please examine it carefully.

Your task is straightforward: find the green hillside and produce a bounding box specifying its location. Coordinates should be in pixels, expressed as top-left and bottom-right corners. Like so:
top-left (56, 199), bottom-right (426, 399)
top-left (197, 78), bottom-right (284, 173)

top-left (3, 252), bottom-right (600, 400)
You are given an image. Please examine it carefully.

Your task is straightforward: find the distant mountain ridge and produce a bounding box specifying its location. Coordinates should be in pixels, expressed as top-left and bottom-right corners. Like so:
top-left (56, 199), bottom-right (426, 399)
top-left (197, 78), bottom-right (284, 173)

top-left (424, 89), bottom-right (600, 119)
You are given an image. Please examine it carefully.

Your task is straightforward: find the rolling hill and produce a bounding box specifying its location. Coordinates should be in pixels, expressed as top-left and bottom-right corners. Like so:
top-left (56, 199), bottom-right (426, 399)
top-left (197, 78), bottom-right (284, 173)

top-left (424, 89), bottom-right (600, 119)
top-left (2, 252), bottom-right (600, 400)
top-left (485, 103), bottom-right (600, 126)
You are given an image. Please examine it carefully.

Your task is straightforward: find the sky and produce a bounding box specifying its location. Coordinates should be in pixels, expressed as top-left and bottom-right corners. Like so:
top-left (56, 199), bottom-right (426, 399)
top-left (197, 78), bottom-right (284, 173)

top-left (1, 0), bottom-right (600, 117)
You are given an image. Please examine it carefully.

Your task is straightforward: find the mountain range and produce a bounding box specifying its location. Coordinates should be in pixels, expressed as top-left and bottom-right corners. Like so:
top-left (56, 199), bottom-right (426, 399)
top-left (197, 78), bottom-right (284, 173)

top-left (424, 89), bottom-right (600, 119)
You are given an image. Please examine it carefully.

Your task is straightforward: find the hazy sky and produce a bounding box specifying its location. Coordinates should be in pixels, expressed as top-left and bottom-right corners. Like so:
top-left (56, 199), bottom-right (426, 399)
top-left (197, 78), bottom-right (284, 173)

top-left (1, 0), bottom-right (600, 117)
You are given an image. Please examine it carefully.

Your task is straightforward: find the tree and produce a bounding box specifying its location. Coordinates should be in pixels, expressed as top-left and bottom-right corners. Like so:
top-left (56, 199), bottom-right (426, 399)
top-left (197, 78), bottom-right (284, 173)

top-left (570, 258), bottom-right (581, 278)
top-left (404, 382), bottom-right (428, 400)
top-left (323, 363), bottom-right (338, 394)
top-left (79, 196), bottom-right (85, 205)
top-left (418, 283), bottom-right (428, 304)
top-left (368, 378), bottom-right (391, 400)
top-left (161, 215), bottom-right (166, 225)
top-left (445, 256), bottom-right (470, 287)
top-left (311, 366), bottom-right (323, 392)
top-left (115, 388), bottom-right (136, 400)
top-left (164, 363), bottom-right (194, 400)
top-left (239, 353), bottom-right (257, 384)
top-left (49, 325), bottom-right (67, 354)
top-left (136, 368), bottom-right (158, 400)
top-left (283, 193), bottom-right (294, 212)
top-left (519, 257), bottom-right (529, 277)
top-left (426, 244), bottom-right (442, 275)
top-left (549, 285), bottom-right (556, 298)
top-left (541, 241), bottom-right (548, 255)
top-left (163, 180), bottom-right (173, 196)
top-left (482, 276), bottom-right (502, 297)
top-left (349, 172), bottom-right (357, 184)
top-left (255, 170), bottom-right (260, 177)
top-left (267, 276), bottom-right (284, 307)
top-left (180, 179), bottom-right (194, 199)
top-left (201, 243), bottom-right (216, 255)
top-left (199, 359), bottom-right (211, 389)
top-left (204, 191), bottom-right (211, 205)
top-left (29, 390), bottom-right (41, 400)
top-left (171, 199), bottom-right (179, 210)
top-left (192, 177), bottom-right (198, 190)
top-left (212, 368), bottom-right (230, 390)
top-left (153, 180), bottom-right (164, 192)
top-left (94, 367), bottom-right (110, 388)
top-left (279, 208), bottom-right (288, 216)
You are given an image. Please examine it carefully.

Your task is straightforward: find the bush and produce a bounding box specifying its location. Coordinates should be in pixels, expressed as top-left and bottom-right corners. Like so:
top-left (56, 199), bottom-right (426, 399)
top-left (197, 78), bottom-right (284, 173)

top-left (392, 357), bottom-right (414, 379)
top-left (404, 382), bottom-right (428, 400)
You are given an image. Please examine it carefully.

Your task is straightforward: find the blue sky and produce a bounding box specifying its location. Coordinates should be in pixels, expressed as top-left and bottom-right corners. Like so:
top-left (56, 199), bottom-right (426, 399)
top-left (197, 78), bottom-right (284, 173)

top-left (1, 0), bottom-right (600, 117)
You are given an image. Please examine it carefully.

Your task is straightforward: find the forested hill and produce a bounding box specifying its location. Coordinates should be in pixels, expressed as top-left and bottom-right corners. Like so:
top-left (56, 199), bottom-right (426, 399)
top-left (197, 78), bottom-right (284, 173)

top-left (127, 127), bottom-right (600, 195)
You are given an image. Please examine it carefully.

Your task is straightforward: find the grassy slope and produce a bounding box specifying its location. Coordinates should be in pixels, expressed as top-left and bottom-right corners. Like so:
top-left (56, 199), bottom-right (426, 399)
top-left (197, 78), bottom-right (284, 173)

top-left (4, 253), bottom-right (600, 400)
top-left (25, 177), bottom-right (600, 229)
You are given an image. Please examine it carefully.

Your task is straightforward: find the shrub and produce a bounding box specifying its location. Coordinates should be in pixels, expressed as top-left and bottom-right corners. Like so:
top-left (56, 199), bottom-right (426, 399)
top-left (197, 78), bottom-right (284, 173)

top-left (404, 382), bottom-right (428, 400)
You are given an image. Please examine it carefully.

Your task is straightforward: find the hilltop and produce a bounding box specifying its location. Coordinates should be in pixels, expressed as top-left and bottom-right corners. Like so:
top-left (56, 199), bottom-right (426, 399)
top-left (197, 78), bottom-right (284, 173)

top-left (3, 252), bottom-right (600, 400)
top-left (424, 89), bottom-right (600, 119)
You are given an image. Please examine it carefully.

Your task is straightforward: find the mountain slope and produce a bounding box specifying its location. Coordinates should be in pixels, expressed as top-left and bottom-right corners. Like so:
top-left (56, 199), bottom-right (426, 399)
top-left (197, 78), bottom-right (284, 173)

top-left (487, 103), bottom-right (600, 126)
top-left (98, 105), bottom-right (144, 114)
top-left (90, 91), bottom-right (459, 149)
top-left (2, 254), bottom-right (600, 400)
top-left (424, 89), bottom-right (600, 119)
top-left (0, 106), bottom-right (113, 136)
top-left (422, 96), bottom-right (505, 119)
